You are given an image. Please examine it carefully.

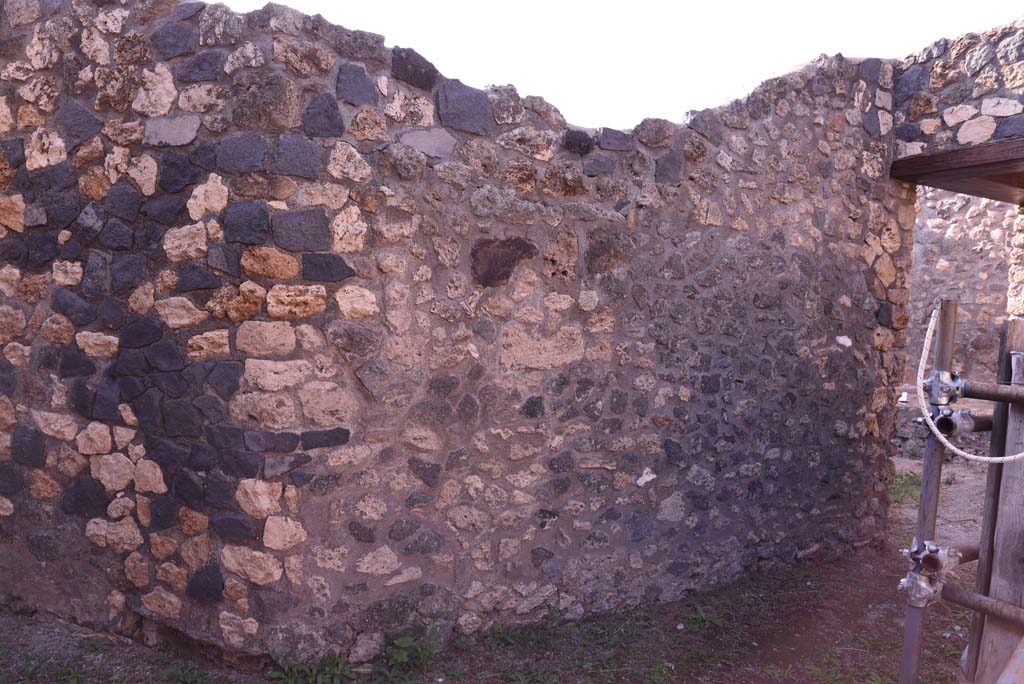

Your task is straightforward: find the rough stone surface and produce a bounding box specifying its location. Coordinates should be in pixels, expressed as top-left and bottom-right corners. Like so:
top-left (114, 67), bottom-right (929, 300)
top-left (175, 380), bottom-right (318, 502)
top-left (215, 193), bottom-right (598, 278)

top-left (221, 545), bottom-right (283, 585)
top-left (0, 0), bottom-right (941, 667)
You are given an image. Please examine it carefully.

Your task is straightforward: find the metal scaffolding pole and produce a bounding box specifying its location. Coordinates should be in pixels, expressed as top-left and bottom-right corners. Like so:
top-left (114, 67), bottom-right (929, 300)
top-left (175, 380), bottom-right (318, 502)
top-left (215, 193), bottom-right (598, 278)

top-left (899, 299), bottom-right (957, 684)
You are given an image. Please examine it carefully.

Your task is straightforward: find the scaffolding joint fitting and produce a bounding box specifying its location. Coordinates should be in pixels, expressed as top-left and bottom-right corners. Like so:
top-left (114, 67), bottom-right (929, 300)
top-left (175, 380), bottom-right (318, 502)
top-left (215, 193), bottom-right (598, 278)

top-left (922, 371), bottom-right (961, 406)
top-left (899, 540), bottom-right (967, 607)
top-left (899, 571), bottom-right (941, 608)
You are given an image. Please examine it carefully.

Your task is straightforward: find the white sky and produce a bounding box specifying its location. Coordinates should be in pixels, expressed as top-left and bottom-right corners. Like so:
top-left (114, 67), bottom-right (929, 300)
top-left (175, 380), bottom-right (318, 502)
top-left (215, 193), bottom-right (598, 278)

top-left (224, 0), bottom-right (1021, 130)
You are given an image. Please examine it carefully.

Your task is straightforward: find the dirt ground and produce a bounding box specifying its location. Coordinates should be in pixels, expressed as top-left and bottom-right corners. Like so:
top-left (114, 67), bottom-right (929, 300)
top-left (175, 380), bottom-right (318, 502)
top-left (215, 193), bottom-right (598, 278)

top-left (0, 453), bottom-right (987, 684)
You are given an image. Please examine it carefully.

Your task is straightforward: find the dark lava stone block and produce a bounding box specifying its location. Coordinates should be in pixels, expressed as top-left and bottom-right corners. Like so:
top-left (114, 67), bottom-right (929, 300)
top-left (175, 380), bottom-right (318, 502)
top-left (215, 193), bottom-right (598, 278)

top-left (302, 92), bottom-right (345, 137)
top-left (52, 287), bottom-right (97, 326)
top-left (207, 243), bottom-right (241, 277)
top-left (0, 368), bottom-right (14, 398)
top-left (144, 339), bottom-right (186, 371)
top-left (895, 123), bottom-right (921, 142)
top-left (271, 133), bottom-right (322, 179)
top-left (141, 195), bottom-right (187, 225)
top-left (163, 398), bottom-right (203, 438)
top-left (111, 254), bottom-right (146, 294)
top-left (436, 80), bottom-right (493, 135)
top-left (211, 512), bottom-right (257, 542)
top-left (271, 208), bottom-right (330, 251)
top-left (563, 129), bottom-right (594, 155)
top-left (40, 190), bottom-right (80, 230)
top-left (521, 396), bottom-right (545, 417)
top-left (103, 179), bottom-right (143, 221)
top-left (30, 161), bottom-right (76, 192)
top-left (150, 22), bottom-right (197, 61)
top-left (223, 200), bottom-right (270, 245)
top-left (302, 253), bottom-right (355, 281)
top-left (189, 443), bottom-right (218, 471)
top-left (207, 362), bottom-right (243, 400)
top-left (98, 219), bottom-right (134, 250)
top-left (0, 138), bottom-right (25, 168)
top-left (388, 519), bottom-right (419, 542)
top-left (68, 379), bottom-right (94, 418)
top-left (0, 461), bottom-right (26, 496)
top-left (264, 453), bottom-right (312, 479)
top-left (217, 132), bottom-right (269, 174)
top-left (119, 318), bottom-right (163, 348)
top-left (895, 63), bottom-right (927, 106)
top-left (655, 147), bottom-right (683, 186)
top-left (349, 521), bottom-right (375, 543)
top-left (996, 114), bottom-right (1024, 140)
top-left (186, 563), bottom-right (224, 603)
top-left (61, 474), bottom-right (110, 517)
top-left (470, 236), bottom-right (538, 287)
top-left (175, 263), bottom-right (221, 292)
top-left (597, 127), bottom-right (633, 151)
top-left (404, 530), bottom-right (442, 555)
top-left (192, 140), bottom-right (217, 170)
top-left (391, 47), bottom-right (439, 91)
top-left (91, 381), bottom-right (121, 421)
top-left (204, 471), bottom-right (237, 510)
top-left (173, 469), bottom-right (205, 509)
top-left (336, 62), bottom-right (377, 106)
top-left (244, 431), bottom-right (300, 452)
top-left (583, 155), bottom-right (615, 176)
top-left (547, 452), bottom-right (574, 472)
top-left (301, 427), bottom-right (350, 449)
top-left (58, 348), bottom-right (96, 378)
top-left (194, 395), bottom-right (225, 423)
top-left (113, 353), bottom-right (150, 381)
top-left (206, 424), bottom-right (245, 450)
top-left (183, 362), bottom-right (212, 393)
top-left (11, 425), bottom-right (45, 468)
top-left (133, 387), bottom-right (164, 434)
top-left (408, 457), bottom-right (441, 487)
top-left (149, 495), bottom-right (180, 530)
top-left (55, 100), bottom-right (103, 151)
top-left (221, 450), bottom-right (261, 478)
top-left (159, 151), bottom-right (199, 193)
top-left (175, 50), bottom-right (223, 82)
top-left (146, 436), bottom-right (190, 473)
top-left (151, 372), bottom-right (189, 398)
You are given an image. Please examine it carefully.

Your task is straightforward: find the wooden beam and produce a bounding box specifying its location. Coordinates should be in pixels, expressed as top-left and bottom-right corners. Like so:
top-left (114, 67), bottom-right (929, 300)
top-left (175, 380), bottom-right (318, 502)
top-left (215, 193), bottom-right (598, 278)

top-left (976, 349), bottom-right (1024, 684)
top-left (889, 139), bottom-right (1024, 205)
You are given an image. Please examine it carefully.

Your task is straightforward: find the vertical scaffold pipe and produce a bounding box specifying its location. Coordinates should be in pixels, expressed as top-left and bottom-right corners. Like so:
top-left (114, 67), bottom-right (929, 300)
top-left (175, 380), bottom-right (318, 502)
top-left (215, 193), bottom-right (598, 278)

top-left (899, 299), bottom-right (957, 684)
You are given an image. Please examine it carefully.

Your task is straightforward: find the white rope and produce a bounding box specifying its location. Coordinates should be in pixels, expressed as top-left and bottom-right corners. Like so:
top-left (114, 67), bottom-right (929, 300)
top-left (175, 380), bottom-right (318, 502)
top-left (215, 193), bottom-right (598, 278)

top-left (916, 307), bottom-right (1024, 463)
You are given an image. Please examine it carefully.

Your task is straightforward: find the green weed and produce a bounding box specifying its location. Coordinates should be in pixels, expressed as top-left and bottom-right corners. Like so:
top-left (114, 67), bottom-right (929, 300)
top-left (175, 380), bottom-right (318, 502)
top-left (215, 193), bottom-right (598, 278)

top-left (683, 607), bottom-right (725, 631)
top-left (889, 471), bottom-right (922, 505)
top-left (267, 654), bottom-right (357, 684)
top-left (163, 661), bottom-right (210, 684)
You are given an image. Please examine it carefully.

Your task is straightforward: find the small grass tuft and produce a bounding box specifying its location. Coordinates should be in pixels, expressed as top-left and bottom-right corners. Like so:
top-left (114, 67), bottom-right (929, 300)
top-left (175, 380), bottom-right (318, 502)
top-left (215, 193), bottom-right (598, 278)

top-left (889, 471), bottom-right (922, 505)
top-left (163, 662), bottom-right (210, 684)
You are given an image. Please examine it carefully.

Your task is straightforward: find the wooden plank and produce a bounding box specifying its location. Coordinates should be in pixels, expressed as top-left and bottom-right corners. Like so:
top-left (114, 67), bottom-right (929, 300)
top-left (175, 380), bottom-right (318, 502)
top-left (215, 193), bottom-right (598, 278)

top-left (890, 139), bottom-right (1024, 183)
top-left (889, 139), bottom-right (1024, 205)
top-left (965, 321), bottom-right (1024, 681)
top-left (977, 348), bottom-right (1024, 684)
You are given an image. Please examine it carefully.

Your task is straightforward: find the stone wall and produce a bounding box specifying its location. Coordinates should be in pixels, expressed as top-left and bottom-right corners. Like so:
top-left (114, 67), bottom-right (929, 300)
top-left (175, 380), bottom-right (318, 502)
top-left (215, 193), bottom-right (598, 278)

top-left (893, 19), bottom-right (1024, 159)
top-left (892, 20), bottom-right (1024, 383)
top-left (0, 0), bottom-right (912, 663)
top-left (907, 188), bottom-right (1014, 383)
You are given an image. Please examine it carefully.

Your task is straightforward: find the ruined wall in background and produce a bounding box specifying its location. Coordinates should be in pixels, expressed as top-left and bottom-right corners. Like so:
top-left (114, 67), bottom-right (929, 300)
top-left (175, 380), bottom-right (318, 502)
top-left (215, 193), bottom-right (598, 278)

top-left (907, 188), bottom-right (1013, 383)
top-left (892, 19), bottom-right (1024, 159)
top-left (892, 20), bottom-right (1024, 383)
top-left (0, 0), bottom-right (911, 663)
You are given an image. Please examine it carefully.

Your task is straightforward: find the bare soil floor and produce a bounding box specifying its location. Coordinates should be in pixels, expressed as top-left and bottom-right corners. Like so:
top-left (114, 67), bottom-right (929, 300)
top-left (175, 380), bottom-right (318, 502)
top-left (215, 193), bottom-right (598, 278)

top-left (0, 455), bottom-right (985, 684)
